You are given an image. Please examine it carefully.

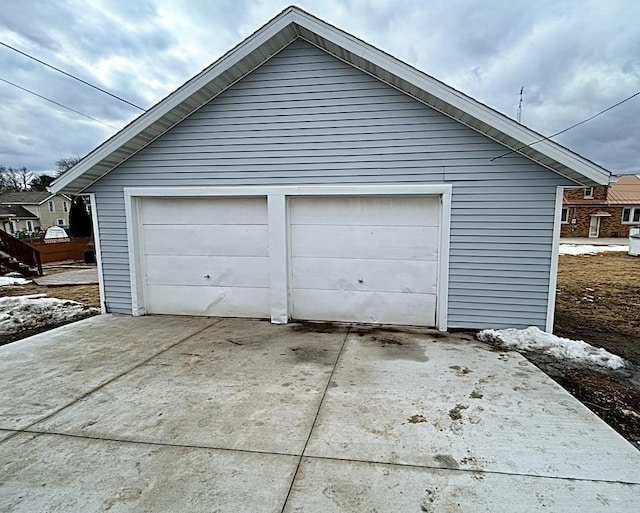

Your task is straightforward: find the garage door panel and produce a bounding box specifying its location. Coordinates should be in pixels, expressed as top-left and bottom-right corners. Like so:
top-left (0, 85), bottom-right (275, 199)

top-left (146, 285), bottom-right (269, 317)
top-left (292, 289), bottom-right (436, 326)
top-left (290, 196), bottom-right (439, 226)
top-left (141, 197), bottom-right (267, 225)
top-left (291, 225), bottom-right (438, 260)
top-left (143, 225), bottom-right (269, 257)
top-left (140, 197), bottom-right (269, 318)
top-left (291, 257), bottom-right (437, 294)
top-left (145, 255), bottom-right (269, 287)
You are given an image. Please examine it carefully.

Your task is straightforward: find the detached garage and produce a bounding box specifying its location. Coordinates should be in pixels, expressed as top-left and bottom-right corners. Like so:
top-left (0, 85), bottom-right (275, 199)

top-left (50, 7), bottom-right (610, 331)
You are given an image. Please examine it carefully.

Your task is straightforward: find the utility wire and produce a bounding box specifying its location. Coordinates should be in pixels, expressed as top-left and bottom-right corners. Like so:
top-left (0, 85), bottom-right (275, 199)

top-left (491, 89), bottom-right (640, 161)
top-left (0, 40), bottom-right (146, 111)
top-left (0, 76), bottom-right (119, 130)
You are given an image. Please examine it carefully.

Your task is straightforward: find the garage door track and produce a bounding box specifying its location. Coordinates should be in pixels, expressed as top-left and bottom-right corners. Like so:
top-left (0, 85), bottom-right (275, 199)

top-left (0, 315), bottom-right (638, 511)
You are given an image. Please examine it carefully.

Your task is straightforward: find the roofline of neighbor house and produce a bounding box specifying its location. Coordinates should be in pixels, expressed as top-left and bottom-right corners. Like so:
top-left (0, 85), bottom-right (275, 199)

top-left (49, 5), bottom-right (611, 195)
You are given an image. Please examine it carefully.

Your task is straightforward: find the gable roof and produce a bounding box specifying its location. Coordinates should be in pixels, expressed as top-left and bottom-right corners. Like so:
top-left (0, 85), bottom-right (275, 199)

top-left (0, 204), bottom-right (39, 219)
top-left (0, 191), bottom-right (52, 205)
top-left (50, 5), bottom-right (611, 195)
top-left (608, 175), bottom-right (640, 204)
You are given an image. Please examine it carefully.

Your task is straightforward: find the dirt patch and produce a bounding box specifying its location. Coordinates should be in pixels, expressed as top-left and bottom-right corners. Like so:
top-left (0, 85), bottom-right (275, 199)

top-left (550, 252), bottom-right (640, 447)
top-left (0, 265), bottom-right (100, 346)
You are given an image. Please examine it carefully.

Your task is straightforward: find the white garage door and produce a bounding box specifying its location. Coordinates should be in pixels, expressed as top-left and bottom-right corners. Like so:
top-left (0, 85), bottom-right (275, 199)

top-left (140, 197), bottom-right (270, 317)
top-left (290, 195), bottom-right (439, 326)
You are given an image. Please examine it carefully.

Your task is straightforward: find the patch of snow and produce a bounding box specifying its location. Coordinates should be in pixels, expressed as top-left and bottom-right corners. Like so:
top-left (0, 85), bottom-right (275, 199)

top-left (0, 295), bottom-right (99, 336)
top-left (477, 326), bottom-right (627, 370)
top-left (559, 244), bottom-right (628, 255)
top-left (0, 276), bottom-right (31, 286)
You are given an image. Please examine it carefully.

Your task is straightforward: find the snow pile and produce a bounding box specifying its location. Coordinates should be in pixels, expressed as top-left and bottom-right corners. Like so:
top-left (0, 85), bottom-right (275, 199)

top-left (477, 326), bottom-right (627, 370)
top-left (559, 244), bottom-right (628, 255)
top-left (0, 276), bottom-right (31, 286)
top-left (0, 294), bottom-right (99, 335)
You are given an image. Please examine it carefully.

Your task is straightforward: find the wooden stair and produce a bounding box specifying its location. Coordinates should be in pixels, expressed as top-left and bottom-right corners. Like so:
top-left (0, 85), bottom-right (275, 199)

top-left (0, 231), bottom-right (43, 276)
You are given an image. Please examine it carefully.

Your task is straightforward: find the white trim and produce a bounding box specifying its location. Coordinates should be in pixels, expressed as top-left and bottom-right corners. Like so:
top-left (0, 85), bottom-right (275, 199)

top-left (583, 187), bottom-right (594, 199)
top-left (546, 186), bottom-right (564, 333)
top-left (437, 192), bottom-right (451, 331)
top-left (124, 184), bottom-right (451, 329)
top-left (124, 184), bottom-right (452, 198)
top-left (267, 194), bottom-right (289, 323)
top-left (87, 193), bottom-right (107, 314)
top-left (124, 190), bottom-right (146, 316)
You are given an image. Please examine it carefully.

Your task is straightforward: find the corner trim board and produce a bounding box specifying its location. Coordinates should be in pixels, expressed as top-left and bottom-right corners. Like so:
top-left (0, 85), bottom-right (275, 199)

top-left (546, 186), bottom-right (564, 332)
top-left (86, 193), bottom-right (106, 314)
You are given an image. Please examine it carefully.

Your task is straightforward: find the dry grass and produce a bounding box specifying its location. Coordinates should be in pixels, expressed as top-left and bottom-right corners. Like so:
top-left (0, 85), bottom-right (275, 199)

top-left (552, 251), bottom-right (640, 447)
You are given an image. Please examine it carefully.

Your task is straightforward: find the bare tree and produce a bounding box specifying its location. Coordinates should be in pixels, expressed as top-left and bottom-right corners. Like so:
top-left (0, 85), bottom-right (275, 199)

top-left (55, 156), bottom-right (82, 176)
top-left (0, 166), bottom-right (33, 191)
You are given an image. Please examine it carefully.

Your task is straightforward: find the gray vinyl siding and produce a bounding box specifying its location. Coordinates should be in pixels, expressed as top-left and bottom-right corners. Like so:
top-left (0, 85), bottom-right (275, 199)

top-left (87, 39), bottom-right (572, 329)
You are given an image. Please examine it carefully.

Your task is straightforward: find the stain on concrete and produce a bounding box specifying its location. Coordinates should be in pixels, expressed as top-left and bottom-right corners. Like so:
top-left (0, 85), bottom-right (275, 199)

top-left (364, 334), bottom-right (429, 362)
top-left (288, 321), bottom-right (342, 333)
top-left (448, 404), bottom-right (468, 421)
top-left (407, 414), bottom-right (427, 424)
top-left (289, 346), bottom-right (335, 365)
top-left (450, 365), bottom-right (472, 376)
top-left (434, 454), bottom-right (460, 469)
top-left (470, 390), bottom-right (484, 399)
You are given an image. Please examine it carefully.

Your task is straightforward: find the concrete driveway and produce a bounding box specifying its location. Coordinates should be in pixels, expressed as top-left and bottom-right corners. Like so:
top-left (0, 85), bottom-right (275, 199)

top-left (0, 315), bottom-right (638, 512)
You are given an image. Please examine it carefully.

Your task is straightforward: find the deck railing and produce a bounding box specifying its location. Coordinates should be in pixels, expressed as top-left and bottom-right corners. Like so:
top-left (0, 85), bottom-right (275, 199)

top-left (0, 230), bottom-right (43, 275)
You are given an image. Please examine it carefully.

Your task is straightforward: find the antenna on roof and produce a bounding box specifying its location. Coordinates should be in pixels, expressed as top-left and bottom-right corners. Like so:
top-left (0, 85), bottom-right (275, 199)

top-left (517, 86), bottom-right (524, 123)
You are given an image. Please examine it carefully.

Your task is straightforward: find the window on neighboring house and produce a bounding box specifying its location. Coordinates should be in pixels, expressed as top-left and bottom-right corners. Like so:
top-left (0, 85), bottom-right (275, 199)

top-left (63, 201), bottom-right (69, 213)
top-left (561, 208), bottom-right (569, 223)
top-left (622, 207), bottom-right (640, 224)
top-left (584, 187), bottom-right (594, 199)
top-left (9, 221), bottom-right (17, 233)
top-left (26, 220), bottom-right (33, 231)
top-left (57, 218), bottom-right (65, 226)
top-left (48, 200), bottom-right (55, 212)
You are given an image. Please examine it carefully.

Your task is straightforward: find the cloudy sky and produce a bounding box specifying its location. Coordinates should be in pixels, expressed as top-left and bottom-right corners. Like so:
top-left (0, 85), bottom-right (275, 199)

top-left (0, 0), bottom-right (638, 176)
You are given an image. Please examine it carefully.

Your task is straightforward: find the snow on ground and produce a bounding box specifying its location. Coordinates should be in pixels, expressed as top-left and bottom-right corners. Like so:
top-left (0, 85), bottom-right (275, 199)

top-left (559, 244), bottom-right (629, 255)
top-left (0, 294), bottom-right (99, 335)
top-left (0, 276), bottom-right (31, 286)
top-left (477, 326), bottom-right (627, 370)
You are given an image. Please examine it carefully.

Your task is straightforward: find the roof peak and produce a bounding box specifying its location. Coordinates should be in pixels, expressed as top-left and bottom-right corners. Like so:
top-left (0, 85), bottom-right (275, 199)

top-left (50, 5), bottom-right (610, 194)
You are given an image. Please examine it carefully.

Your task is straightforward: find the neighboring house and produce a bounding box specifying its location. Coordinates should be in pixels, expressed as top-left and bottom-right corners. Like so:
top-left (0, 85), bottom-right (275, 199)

top-left (561, 175), bottom-right (640, 238)
top-left (50, 6), bottom-right (610, 331)
top-left (0, 191), bottom-right (71, 234)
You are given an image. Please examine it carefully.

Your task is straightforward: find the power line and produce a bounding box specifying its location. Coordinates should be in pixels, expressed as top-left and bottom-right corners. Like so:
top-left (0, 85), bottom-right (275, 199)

top-left (0, 76), bottom-right (119, 130)
top-left (0, 40), bottom-right (146, 111)
top-left (491, 89), bottom-right (640, 161)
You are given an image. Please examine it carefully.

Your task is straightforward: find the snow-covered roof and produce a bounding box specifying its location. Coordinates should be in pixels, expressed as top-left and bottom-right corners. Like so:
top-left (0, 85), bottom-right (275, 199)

top-left (50, 5), bottom-right (611, 195)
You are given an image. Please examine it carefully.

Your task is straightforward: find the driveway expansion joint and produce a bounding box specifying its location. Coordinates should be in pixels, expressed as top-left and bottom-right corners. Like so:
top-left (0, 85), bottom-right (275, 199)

top-left (8, 318), bottom-right (224, 441)
top-left (279, 326), bottom-right (352, 513)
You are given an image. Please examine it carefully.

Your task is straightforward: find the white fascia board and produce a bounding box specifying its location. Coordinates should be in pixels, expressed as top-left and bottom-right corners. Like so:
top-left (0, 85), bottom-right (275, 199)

top-left (291, 10), bottom-right (610, 185)
top-left (50, 10), bottom-right (298, 195)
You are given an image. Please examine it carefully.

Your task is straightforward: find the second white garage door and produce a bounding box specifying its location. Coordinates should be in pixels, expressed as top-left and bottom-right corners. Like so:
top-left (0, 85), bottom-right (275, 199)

top-left (140, 197), bottom-right (270, 317)
top-left (289, 195), bottom-right (440, 326)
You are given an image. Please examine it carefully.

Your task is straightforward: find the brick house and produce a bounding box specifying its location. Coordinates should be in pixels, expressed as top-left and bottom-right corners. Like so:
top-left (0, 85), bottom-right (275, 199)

top-left (561, 175), bottom-right (640, 238)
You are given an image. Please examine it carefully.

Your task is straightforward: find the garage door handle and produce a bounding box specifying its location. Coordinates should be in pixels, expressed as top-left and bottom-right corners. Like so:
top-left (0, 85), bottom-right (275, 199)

top-left (204, 274), bottom-right (211, 279)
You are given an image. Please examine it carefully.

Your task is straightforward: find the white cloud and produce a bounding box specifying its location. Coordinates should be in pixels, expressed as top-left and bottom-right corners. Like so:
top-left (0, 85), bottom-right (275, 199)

top-left (0, 0), bottom-right (638, 174)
